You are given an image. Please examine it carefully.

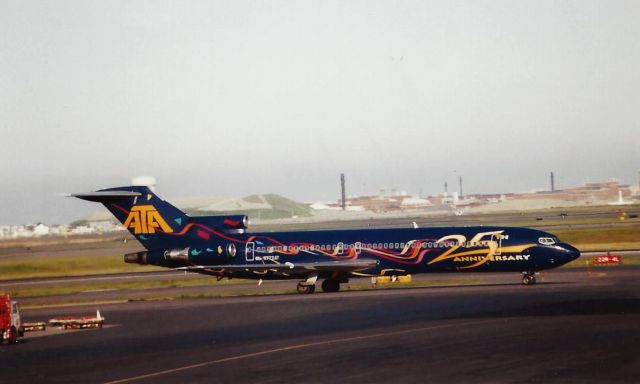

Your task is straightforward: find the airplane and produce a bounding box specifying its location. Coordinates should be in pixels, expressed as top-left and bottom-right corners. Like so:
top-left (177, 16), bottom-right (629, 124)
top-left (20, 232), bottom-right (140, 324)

top-left (72, 185), bottom-right (581, 294)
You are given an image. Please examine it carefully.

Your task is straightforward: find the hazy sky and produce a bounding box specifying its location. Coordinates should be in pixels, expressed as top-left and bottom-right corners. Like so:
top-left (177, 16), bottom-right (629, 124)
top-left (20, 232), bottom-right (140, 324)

top-left (1, 0), bottom-right (639, 224)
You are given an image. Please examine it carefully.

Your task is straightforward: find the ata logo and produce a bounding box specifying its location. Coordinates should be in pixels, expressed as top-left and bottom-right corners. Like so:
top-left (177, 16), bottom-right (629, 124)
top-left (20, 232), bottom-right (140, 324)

top-left (123, 205), bottom-right (173, 234)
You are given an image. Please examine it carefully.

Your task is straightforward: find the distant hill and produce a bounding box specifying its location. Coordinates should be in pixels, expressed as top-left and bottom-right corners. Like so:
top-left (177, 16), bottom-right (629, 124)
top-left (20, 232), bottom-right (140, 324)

top-left (188, 194), bottom-right (312, 220)
top-left (83, 193), bottom-right (312, 222)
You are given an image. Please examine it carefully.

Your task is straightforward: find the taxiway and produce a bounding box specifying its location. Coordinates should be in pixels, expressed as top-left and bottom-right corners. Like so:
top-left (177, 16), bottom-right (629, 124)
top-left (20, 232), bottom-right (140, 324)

top-left (1, 266), bottom-right (638, 383)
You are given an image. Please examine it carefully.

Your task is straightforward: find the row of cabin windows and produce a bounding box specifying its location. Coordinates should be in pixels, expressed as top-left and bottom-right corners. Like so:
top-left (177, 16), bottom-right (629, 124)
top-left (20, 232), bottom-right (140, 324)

top-left (255, 241), bottom-right (491, 253)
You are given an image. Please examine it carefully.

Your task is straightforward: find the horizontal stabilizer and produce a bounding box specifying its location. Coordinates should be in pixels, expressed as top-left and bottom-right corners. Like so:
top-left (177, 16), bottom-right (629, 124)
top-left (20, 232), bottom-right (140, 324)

top-left (70, 191), bottom-right (142, 203)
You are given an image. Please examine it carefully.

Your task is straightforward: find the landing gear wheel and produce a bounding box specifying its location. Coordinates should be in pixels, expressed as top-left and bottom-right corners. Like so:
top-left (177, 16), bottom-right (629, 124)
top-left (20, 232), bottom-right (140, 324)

top-left (6, 326), bottom-right (18, 344)
top-left (522, 274), bottom-right (536, 285)
top-left (321, 279), bottom-right (340, 293)
top-left (297, 282), bottom-right (315, 294)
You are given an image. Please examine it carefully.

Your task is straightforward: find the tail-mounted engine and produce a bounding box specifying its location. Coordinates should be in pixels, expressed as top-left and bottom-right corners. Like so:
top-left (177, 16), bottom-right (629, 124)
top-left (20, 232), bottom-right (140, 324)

top-left (124, 251), bottom-right (149, 265)
top-left (163, 244), bottom-right (237, 262)
top-left (164, 248), bottom-right (190, 262)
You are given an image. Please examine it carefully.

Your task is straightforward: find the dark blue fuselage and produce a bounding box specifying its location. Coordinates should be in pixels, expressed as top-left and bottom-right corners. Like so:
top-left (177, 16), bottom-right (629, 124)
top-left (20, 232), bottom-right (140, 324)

top-left (143, 225), bottom-right (580, 280)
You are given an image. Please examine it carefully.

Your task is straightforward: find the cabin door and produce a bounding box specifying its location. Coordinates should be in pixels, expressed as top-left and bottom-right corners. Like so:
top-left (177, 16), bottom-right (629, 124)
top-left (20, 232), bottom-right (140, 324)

top-left (246, 242), bottom-right (255, 261)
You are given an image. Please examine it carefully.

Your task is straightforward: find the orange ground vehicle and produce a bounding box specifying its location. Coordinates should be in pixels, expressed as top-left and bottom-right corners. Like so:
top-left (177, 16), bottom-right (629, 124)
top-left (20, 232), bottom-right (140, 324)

top-left (0, 294), bottom-right (23, 344)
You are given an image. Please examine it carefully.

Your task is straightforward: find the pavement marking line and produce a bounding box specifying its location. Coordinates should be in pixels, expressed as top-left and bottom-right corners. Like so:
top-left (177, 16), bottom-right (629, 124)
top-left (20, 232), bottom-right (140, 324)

top-left (104, 319), bottom-right (490, 384)
top-left (22, 300), bottom-right (129, 310)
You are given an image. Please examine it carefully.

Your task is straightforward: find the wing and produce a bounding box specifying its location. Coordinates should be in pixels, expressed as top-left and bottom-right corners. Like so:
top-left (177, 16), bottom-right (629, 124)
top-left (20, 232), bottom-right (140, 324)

top-left (176, 259), bottom-right (378, 277)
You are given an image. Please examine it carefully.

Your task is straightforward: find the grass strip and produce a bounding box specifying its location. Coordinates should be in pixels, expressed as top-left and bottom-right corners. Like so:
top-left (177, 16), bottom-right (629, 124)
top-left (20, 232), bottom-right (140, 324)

top-left (548, 227), bottom-right (640, 251)
top-left (0, 254), bottom-right (163, 280)
top-left (20, 279), bottom-right (492, 306)
top-left (8, 277), bottom-right (244, 298)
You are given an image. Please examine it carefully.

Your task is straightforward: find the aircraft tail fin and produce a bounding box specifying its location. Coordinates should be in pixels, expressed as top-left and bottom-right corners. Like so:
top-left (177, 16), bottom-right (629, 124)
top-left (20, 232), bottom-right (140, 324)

top-left (72, 186), bottom-right (189, 250)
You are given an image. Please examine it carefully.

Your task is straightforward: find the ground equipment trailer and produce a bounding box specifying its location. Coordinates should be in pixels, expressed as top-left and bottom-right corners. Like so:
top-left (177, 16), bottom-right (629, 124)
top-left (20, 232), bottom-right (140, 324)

top-left (0, 294), bottom-right (23, 344)
top-left (49, 310), bottom-right (105, 329)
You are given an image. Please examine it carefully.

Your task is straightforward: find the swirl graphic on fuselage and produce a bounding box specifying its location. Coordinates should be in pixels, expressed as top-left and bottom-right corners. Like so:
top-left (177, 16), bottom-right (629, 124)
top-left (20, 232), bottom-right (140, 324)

top-left (247, 230), bottom-right (536, 270)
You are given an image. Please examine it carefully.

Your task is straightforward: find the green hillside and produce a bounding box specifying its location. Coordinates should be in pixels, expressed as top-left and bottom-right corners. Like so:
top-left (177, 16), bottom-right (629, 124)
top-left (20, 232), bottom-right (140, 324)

top-left (188, 194), bottom-right (312, 220)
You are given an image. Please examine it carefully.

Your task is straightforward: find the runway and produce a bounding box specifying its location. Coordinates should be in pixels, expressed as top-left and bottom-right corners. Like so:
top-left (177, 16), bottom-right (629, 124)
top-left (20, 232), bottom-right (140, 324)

top-left (2, 266), bottom-right (639, 383)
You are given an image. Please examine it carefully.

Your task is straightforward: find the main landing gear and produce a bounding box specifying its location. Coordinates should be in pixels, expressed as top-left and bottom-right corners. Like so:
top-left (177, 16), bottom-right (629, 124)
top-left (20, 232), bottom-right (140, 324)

top-left (522, 271), bottom-right (537, 285)
top-left (296, 276), bottom-right (343, 294)
top-left (296, 282), bottom-right (315, 294)
top-left (321, 278), bottom-right (340, 293)
top-left (297, 275), bottom-right (318, 294)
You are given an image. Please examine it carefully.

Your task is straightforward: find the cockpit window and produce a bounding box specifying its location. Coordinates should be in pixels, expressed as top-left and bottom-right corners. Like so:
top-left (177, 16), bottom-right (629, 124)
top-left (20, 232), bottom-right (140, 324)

top-left (538, 237), bottom-right (557, 245)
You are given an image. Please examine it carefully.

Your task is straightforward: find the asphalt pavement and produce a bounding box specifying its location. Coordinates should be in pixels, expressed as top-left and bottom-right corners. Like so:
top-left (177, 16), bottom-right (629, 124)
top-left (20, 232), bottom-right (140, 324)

top-left (1, 266), bottom-right (638, 383)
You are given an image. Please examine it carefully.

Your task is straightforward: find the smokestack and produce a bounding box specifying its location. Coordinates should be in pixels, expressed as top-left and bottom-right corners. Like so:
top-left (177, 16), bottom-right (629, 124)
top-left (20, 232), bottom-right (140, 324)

top-left (459, 176), bottom-right (463, 197)
top-left (550, 172), bottom-right (555, 192)
top-left (340, 173), bottom-right (346, 210)
top-left (444, 181), bottom-right (448, 194)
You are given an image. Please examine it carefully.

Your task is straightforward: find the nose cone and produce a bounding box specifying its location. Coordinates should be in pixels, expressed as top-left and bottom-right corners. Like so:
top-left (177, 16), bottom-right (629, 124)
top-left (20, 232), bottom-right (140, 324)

top-left (557, 242), bottom-right (581, 261)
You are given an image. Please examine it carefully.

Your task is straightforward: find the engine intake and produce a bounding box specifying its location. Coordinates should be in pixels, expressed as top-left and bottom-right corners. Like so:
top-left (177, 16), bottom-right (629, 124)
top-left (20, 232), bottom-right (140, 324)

top-left (164, 248), bottom-right (190, 262)
top-left (226, 243), bottom-right (237, 258)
